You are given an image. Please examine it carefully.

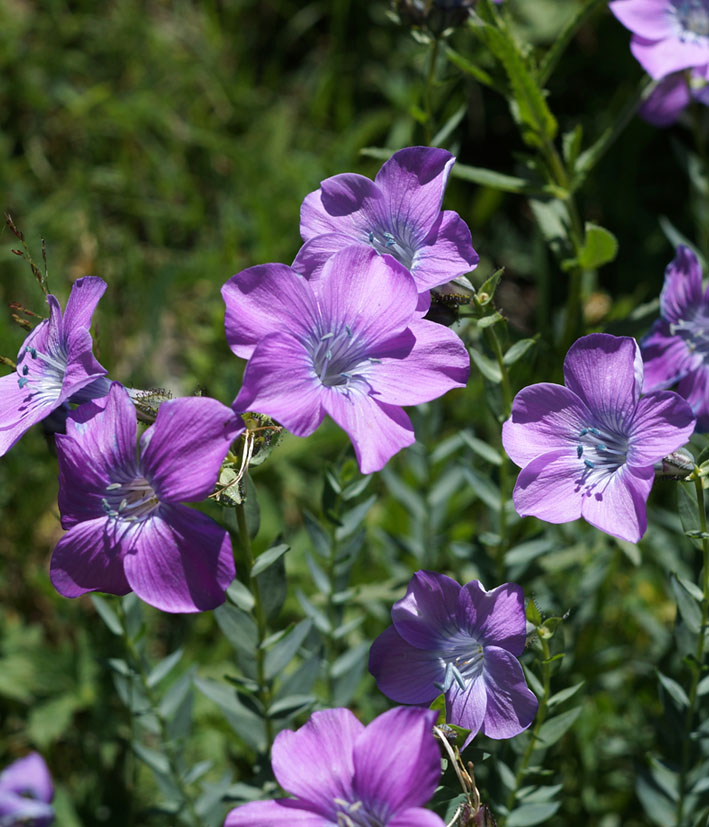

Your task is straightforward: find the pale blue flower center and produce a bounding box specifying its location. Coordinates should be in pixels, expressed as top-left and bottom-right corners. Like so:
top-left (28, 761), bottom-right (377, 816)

top-left (102, 476), bottom-right (159, 522)
top-left (366, 228), bottom-right (415, 271)
top-left (16, 343), bottom-right (68, 403)
top-left (574, 425), bottom-right (629, 473)
top-left (310, 326), bottom-right (379, 388)
top-left (333, 798), bottom-right (384, 827)
top-left (669, 313), bottom-right (709, 360)
top-left (434, 632), bottom-right (484, 693)
top-left (671, 0), bottom-right (709, 41)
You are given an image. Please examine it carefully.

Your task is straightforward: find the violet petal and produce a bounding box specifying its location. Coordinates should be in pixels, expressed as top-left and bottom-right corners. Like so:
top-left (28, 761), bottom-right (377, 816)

top-left (122, 505), bottom-right (234, 613)
top-left (352, 707), bottom-right (441, 816)
top-left (272, 708), bottom-right (362, 817)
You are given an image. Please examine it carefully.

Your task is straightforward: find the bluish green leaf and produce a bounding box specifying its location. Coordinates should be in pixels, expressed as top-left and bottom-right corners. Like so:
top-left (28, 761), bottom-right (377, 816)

top-left (264, 619), bottom-right (313, 680)
top-left (503, 337), bottom-right (538, 366)
top-left (657, 670), bottom-right (690, 708)
top-left (671, 573), bottom-right (702, 634)
top-left (470, 348), bottom-right (502, 383)
top-left (536, 707), bottom-right (581, 747)
top-left (251, 543), bottom-right (289, 577)
top-left (506, 801), bottom-right (560, 826)
top-left (147, 648), bottom-right (183, 688)
top-left (90, 595), bottom-right (122, 635)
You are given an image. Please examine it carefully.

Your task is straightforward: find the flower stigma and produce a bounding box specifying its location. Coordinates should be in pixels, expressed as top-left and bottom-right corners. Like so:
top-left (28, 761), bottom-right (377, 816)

top-left (101, 477), bottom-right (160, 522)
top-left (672, 0), bottom-right (709, 41)
top-left (333, 798), bottom-right (385, 827)
top-left (366, 228), bottom-right (415, 271)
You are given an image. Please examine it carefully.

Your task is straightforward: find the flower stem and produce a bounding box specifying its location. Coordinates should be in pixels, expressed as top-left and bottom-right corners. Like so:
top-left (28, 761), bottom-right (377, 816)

top-left (482, 324), bottom-right (513, 421)
top-left (325, 519), bottom-right (340, 704)
top-left (675, 478), bottom-right (709, 825)
top-left (424, 36), bottom-right (441, 145)
top-left (234, 502), bottom-right (274, 752)
top-left (504, 635), bottom-right (552, 818)
top-left (116, 601), bottom-right (207, 827)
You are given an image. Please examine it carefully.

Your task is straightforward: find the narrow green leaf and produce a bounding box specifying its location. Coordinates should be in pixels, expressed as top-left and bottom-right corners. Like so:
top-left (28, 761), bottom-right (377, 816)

top-left (226, 578), bottom-right (255, 612)
top-left (147, 648), bottom-right (183, 688)
top-left (657, 670), bottom-right (690, 708)
top-left (463, 466), bottom-right (501, 511)
top-left (562, 124), bottom-right (583, 171)
top-left (536, 707), bottom-right (581, 747)
top-left (503, 337), bottom-right (538, 366)
top-left (671, 573), bottom-right (702, 634)
top-left (251, 543), bottom-right (289, 577)
top-left (482, 24), bottom-right (557, 145)
top-left (432, 103), bottom-right (467, 146)
top-left (452, 161), bottom-right (542, 194)
top-left (506, 801), bottom-right (561, 826)
top-left (296, 589), bottom-right (331, 634)
top-left (470, 348), bottom-right (502, 383)
top-left (303, 511), bottom-right (331, 558)
top-left (268, 694), bottom-right (316, 717)
top-left (478, 267), bottom-right (504, 301)
top-left (548, 682), bottom-right (585, 708)
top-left (331, 641), bottom-right (370, 679)
top-left (91, 595), bottom-right (122, 635)
top-left (526, 599), bottom-right (542, 627)
top-left (477, 311), bottom-right (504, 328)
top-left (461, 432), bottom-right (502, 465)
top-left (214, 604), bottom-right (258, 655)
top-left (265, 619), bottom-right (313, 680)
top-left (444, 46), bottom-right (503, 92)
top-left (305, 552), bottom-right (331, 596)
top-left (636, 774), bottom-right (676, 827)
top-left (132, 742), bottom-right (170, 775)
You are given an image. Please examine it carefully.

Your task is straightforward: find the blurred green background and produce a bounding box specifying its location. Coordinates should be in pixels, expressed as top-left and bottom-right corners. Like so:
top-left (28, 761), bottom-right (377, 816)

top-left (1, 1), bottom-right (707, 825)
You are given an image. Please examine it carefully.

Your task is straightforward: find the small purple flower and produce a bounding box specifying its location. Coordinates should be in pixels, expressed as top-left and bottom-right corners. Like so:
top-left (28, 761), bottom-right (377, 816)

top-left (369, 571), bottom-right (537, 746)
top-left (609, 0), bottom-right (709, 80)
top-left (0, 277), bottom-right (109, 457)
top-left (222, 246), bottom-right (470, 474)
top-left (638, 66), bottom-right (709, 125)
top-left (293, 146), bottom-right (479, 295)
top-left (641, 246), bottom-right (709, 429)
top-left (224, 706), bottom-right (445, 827)
top-left (50, 383), bottom-right (243, 613)
top-left (502, 333), bottom-right (696, 543)
top-left (0, 752), bottom-right (54, 827)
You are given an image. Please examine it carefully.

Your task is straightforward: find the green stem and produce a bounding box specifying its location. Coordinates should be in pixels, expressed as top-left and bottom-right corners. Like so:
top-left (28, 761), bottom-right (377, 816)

top-left (325, 518), bottom-right (340, 704)
top-left (504, 635), bottom-right (552, 818)
top-left (481, 322), bottom-right (513, 576)
top-left (424, 36), bottom-right (441, 145)
top-left (117, 603), bottom-right (206, 827)
top-left (538, 0), bottom-right (607, 85)
top-left (234, 502), bottom-right (274, 752)
top-left (483, 324), bottom-right (512, 420)
top-left (675, 478), bottom-right (709, 826)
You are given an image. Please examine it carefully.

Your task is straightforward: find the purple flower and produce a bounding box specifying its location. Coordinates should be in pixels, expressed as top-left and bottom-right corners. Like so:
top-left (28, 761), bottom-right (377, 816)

top-left (638, 66), bottom-right (709, 125)
top-left (222, 246), bottom-right (469, 474)
top-left (0, 277), bottom-right (109, 457)
top-left (293, 146), bottom-right (479, 295)
top-left (369, 571), bottom-right (537, 746)
top-left (49, 383), bottom-right (243, 613)
top-left (0, 752), bottom-right (54, 827)
top-left (502, 333), bottom-right (696, 543)
top-left (224, 706), bottom-right (445, 827)
top-left (609, 0), bottom-right (709, 80)
top-left (641, 246), bottom-right (709, 429)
